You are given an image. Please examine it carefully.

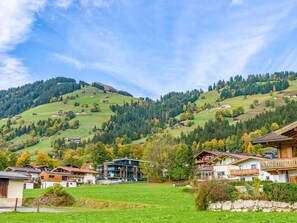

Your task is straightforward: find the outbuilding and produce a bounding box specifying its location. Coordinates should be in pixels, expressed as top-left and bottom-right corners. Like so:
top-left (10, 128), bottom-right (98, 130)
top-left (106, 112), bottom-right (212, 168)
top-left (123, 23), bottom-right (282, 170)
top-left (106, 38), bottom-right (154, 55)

top-left (0, 171), bottom-right (29, 207)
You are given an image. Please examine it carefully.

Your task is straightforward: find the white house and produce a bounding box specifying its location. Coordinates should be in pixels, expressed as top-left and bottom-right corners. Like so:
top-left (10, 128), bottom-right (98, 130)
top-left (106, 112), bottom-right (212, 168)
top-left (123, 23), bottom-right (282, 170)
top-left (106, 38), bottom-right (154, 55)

top-left (52, 166), bottom-right (98, 184)
top-left (0, 171), bottom-right (29, 207)
top-left (39, 171), bottom-right (77, 188)
top-left (229, 157), bottom-right (279, 182)
top-left (208, 153), bottom-right (250, 180)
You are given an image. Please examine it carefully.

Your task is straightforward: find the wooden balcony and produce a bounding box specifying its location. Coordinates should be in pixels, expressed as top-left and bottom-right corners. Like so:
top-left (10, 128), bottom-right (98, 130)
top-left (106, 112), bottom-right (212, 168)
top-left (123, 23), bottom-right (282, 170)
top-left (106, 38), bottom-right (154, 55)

top-left (260, 158), bottom-right (297, 172)
top-left (230, 169), bottom-right (259, 176)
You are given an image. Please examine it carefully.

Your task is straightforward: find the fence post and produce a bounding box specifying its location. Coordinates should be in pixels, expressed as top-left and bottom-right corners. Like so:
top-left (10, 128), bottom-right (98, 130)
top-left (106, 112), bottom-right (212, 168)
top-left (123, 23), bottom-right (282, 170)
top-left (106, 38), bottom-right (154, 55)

top-left (37, 197), bottom-right (40, 212)
top-left (14, 198), bottom-right (18, 211)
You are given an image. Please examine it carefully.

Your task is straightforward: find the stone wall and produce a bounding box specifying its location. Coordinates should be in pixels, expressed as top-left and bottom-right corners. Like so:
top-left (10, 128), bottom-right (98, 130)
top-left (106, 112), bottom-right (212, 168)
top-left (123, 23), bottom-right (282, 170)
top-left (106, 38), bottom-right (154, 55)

top-left (209, 200), bottom-right (297, 212)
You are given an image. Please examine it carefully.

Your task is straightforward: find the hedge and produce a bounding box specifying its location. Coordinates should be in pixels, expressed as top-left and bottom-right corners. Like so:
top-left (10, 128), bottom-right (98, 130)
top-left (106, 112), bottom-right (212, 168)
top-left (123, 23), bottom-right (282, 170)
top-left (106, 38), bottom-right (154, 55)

top-left (263, 183), bottom-right (297, 203)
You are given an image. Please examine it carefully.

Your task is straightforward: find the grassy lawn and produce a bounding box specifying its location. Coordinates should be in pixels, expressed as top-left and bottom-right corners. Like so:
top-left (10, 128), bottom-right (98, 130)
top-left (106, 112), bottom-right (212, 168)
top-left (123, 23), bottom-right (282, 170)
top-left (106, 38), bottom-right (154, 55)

top-left (1, 184), bottom-right (296, 223)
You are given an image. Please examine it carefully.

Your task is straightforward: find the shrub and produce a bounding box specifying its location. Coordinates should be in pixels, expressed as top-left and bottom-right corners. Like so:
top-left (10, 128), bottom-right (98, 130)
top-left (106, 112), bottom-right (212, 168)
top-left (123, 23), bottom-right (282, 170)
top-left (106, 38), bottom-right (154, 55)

top-left (33, 184), bottom-right (76, 206)
top-left (195, 180), bottom-right (218, 211)
top-left (263, 183), bottom-right (297, 203)
top-left (253, 178), bottom-right (261, 194)
top-left (209, 183), bottom-right (237, 202)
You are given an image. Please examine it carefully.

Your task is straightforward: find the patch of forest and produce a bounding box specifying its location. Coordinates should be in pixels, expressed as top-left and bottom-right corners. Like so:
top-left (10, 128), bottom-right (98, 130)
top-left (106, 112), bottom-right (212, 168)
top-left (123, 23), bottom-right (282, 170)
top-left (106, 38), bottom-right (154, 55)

top-left (208, 71), bottom-right (296, 100)
top-left (0, 77), bottom-right (84, 118)
top-left (92, 90), bottom-right (202, 144)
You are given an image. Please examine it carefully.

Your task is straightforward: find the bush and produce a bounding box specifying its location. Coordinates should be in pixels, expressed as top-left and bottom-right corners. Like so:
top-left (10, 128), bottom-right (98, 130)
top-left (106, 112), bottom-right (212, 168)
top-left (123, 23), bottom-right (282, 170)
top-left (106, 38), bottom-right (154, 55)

top-left (209, 183), bottom-right (237, 202)
top-left (33, 184), bottom-right (76, 206)
top-left (195, 180), bottom-right (219, 211)
top-left (263, 183), bottom-right (297, 203)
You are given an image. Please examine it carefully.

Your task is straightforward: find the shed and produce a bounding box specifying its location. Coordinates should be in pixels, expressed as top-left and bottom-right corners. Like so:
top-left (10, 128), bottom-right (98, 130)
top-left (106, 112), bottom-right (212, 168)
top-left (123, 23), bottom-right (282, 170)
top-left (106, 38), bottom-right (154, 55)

top-left (0, 171), bottom-right (29, 207)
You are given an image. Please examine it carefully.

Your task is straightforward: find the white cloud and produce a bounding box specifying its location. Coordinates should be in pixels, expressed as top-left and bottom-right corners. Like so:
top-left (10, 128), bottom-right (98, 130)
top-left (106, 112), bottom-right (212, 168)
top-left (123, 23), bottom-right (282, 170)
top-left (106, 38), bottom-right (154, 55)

top-left (54, 1), bottom-right (297, 98)
top-left (0, 0), bottom-right (45, 89)
top-left (54, 0), bottom-right (73, 9)
top-left (0, 56), bottom-right (31, 89)
top-left (231, 0), bottom-right (244, 5)
top-left (80, 0), bottom-right (111, 8)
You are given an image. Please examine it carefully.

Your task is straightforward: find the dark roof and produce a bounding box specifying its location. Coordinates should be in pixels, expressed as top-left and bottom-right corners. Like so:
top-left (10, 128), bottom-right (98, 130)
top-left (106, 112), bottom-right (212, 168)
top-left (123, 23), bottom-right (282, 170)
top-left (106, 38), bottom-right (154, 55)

top-left (0, 171), bottom-right (30, 180)
top-left (5, 167), bottom-right (41, 173)
top-left (194, 150), bottom-right (222, 159)
top-left (251, 132), bottom-right (293, 145)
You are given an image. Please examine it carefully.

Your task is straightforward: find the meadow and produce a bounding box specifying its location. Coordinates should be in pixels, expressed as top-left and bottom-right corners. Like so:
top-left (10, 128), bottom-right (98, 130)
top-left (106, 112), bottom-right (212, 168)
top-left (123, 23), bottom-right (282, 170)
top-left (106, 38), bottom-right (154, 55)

top-left (0, 184), bottom-right (296, 223)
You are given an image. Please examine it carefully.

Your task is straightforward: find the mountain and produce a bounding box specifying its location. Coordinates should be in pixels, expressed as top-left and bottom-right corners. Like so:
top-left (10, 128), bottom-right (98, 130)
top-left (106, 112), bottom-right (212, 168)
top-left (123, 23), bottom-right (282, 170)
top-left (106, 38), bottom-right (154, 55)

top-left (0, 77), bottom-right (83, 119)
top-left (2, 72), bottom-right (297, 158)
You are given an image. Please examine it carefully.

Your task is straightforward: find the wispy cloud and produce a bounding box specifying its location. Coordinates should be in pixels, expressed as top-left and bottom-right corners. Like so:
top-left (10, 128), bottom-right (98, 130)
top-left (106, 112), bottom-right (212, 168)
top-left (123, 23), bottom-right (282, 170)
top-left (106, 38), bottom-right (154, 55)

top-left (0, 0), bottom-right (46, 89)
top-left (53, 1), bottom-right (297, 98)
top-left (54, 0), bottom-right (73, 9)
top-left (231, 0), bottom-right (244, 5)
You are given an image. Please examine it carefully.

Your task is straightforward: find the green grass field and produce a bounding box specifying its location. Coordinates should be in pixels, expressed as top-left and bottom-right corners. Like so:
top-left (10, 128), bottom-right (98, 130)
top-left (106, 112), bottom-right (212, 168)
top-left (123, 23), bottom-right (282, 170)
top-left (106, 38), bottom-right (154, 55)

top-left (0, 184), bottom-right (296, 223)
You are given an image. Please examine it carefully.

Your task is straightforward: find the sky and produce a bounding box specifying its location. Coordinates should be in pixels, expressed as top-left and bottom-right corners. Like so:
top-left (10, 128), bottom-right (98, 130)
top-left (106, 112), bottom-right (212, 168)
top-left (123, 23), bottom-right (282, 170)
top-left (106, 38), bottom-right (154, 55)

top-left (1, 0), bottom-right (297, 99)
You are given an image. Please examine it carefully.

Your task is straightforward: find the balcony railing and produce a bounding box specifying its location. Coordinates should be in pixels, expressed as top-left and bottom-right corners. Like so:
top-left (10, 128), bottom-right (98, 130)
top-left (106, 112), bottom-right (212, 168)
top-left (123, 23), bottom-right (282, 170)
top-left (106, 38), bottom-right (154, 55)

top-left (260, 158), bottom-right (297, 171)
top-left (230, 169), bottom-right (259, 176)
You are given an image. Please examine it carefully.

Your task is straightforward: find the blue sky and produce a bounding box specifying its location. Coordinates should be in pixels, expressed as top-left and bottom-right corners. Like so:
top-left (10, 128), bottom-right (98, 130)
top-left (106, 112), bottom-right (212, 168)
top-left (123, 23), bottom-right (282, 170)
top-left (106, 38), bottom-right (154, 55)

top-left (1, 0), bottom-right (297, 98)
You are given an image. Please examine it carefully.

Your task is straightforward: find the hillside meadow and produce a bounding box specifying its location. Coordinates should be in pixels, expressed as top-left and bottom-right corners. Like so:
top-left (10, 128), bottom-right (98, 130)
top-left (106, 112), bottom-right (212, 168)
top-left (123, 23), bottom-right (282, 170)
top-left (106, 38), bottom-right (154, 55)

top-left (0, 184), bottom-right (296, 223)
top-left (169, 80), bottom-right (297, 137)
top-left (0, 86), bottom-right (134, 157)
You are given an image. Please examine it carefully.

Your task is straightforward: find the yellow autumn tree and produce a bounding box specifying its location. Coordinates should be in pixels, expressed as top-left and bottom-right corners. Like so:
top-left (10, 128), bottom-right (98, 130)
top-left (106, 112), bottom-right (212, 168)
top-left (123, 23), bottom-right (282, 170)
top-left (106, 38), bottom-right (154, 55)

top-left (35, 151), bottom-right (50, 166)
top-left (16, 151), bottom-right (31, 167)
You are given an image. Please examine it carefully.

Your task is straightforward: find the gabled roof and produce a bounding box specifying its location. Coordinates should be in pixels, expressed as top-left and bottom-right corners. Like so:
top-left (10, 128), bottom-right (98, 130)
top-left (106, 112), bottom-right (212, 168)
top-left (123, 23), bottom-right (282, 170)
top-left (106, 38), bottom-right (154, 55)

top-left (251, 121), bottom-right (297, 145)
top-left (0, 171), bottom-right (30, 180)
top-left (230, 156), bottom-right (268, 165)
top-left (194, 150), bottom-right (222, 159)
top-left (251, 132), bottom-right (293, 145)
top-left (207, 152), bottom-right (250, 164)
top-left (5, 166), bottom-right (41, 173)
top-left (53, 166), bottom-right (98, 174)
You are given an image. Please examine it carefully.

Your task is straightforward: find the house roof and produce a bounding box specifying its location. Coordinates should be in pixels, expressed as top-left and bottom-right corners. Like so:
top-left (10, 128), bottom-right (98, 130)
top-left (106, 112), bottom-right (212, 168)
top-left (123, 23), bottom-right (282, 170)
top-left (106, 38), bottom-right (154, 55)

top-left (194, 150), bottom-right (222, 159)
top-left (251, 132), bottom-right (294, 145)
top-left (230, 156), bottom-right (268, 165)
top-left (5, 166), bottom-right (41, 173)
top-left (53, 166), bottom-right (98, 174)
top-left (41, 171), bottom-right (72, 175)
top-left (113, 157), bottom-right (141, 162)
top-left (207, 152), bottom-right (250, 164)
top-left (0, 171), bottom-right (30, 180)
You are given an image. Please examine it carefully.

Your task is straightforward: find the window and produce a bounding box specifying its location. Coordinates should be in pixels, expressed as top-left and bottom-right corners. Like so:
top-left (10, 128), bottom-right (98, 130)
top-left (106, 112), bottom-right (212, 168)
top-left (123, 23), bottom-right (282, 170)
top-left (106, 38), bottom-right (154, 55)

top-left (239, 165), bottom-right (243, 170)
top-left (41, 176), bottom-right (44, 179)
top-left (266, 176), bottom-right (270, 180)
top-left (62, 176), bottom-right (67, 181)
top-left (217, 171), bottom-right (225, 176)
top-left (49, 175), bottom-right (54, 178)
top-left (251, 164), bottom-right (258, 169)
top-left (241, 178), bottom-right (245, 182)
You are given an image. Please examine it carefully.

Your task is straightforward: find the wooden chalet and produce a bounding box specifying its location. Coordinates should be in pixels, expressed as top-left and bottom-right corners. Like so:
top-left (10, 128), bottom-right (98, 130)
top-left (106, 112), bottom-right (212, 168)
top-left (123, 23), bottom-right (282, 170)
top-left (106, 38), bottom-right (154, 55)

top-left (194, 150), bottom-right (221, 179)
top-left (52, 166), bottom-right (98, 184)
top-left (40, 171), bottom-right (76, 188)
top-left (251, 121), bottom-right (297, 183)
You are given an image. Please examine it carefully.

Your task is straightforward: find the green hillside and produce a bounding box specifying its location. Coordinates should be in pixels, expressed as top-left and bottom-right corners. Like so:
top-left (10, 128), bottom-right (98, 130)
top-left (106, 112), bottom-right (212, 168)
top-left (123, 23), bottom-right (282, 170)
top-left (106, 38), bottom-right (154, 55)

top-left (0, 86), bottom-right (135, 156)
top-left (168, 80), bottom-right (297, 136)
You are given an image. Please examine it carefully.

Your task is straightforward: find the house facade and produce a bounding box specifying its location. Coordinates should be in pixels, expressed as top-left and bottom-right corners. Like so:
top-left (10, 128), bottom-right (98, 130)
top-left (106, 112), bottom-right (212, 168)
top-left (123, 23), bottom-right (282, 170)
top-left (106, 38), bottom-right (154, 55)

top-left (229, 157), bottom-right (278, 182)
top-left (252, 121), bottom-right (297, 183)
top-left (207, 153), bottom-right (247, 180)
top-left (194, 150), bottom-right (221, 180)
top-left (0, 171), bottom-right (29, 207)
top-left (52, 166), bottom-right (98, 184)
top-left (40, 171), bottom-right (77, 188)
top-left (99, 158), bottom-right (143, 182)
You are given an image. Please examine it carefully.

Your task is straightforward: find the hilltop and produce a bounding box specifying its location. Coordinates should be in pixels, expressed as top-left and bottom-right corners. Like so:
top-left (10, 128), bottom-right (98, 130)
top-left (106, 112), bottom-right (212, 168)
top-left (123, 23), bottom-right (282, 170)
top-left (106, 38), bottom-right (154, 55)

top-left (2, 72), bottom-right (297, 159)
